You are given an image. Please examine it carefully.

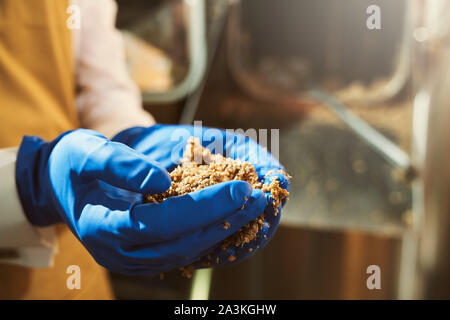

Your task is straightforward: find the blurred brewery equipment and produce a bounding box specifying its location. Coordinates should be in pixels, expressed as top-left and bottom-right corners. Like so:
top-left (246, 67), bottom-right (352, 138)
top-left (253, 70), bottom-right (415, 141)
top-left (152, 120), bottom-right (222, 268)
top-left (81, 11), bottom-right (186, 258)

top-left (111, 0), bottom-right (449, 299)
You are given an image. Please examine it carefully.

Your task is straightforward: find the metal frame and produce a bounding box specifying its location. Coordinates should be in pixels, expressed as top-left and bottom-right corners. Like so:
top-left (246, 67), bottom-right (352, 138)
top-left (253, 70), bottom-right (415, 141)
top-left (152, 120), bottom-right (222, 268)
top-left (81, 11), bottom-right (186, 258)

top-left (142, 0), bottom-right (207, 104)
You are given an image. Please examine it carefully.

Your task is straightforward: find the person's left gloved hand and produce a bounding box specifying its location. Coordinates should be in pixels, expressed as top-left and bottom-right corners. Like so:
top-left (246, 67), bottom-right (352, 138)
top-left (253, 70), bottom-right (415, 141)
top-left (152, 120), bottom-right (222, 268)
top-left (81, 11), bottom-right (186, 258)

top-left (112, 124), bottom-right (290, 268)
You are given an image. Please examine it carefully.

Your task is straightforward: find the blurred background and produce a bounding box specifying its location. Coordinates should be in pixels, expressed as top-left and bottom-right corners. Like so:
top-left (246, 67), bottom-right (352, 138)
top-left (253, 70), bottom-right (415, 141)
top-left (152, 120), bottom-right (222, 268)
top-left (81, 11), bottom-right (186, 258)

top-left (109, 0), bottom-right (450, 299)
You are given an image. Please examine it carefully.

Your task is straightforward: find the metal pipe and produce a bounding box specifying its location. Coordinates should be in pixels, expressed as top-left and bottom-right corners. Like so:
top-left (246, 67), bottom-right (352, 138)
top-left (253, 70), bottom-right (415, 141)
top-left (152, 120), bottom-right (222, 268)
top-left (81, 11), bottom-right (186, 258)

top-left (308, 87), bottom-right (412, 171)
top-left (142, 0), bottom-right (207, 104)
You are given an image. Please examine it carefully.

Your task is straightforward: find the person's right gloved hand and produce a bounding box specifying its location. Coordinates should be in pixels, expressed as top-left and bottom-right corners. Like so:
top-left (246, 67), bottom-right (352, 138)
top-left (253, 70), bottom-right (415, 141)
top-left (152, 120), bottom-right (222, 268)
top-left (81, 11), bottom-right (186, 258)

top-left (15, 129), bottom-right (267, 275)
top-left (112, 124), bottom-right (290, 268)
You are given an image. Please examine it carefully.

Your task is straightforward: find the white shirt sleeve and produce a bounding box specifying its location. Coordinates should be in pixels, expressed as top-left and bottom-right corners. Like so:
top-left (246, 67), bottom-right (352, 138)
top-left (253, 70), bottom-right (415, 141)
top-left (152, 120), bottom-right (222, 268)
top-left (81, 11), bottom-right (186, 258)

top-left (74, 0), bottom-right (155, 138)
top-left (0, 147), bottom-right (57, 267)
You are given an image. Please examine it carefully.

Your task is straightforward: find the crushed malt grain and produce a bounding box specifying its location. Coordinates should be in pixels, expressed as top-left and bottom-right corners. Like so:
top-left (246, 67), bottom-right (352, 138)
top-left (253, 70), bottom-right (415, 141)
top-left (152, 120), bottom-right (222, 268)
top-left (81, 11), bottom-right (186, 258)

top-left (145, 137), bottom-right (289, 278)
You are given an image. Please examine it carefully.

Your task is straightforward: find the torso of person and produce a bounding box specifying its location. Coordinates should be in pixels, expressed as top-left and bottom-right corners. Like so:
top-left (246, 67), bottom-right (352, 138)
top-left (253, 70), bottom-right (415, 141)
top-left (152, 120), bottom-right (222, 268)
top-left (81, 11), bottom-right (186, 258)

top-left (0, 0), bottom-right (113, 299)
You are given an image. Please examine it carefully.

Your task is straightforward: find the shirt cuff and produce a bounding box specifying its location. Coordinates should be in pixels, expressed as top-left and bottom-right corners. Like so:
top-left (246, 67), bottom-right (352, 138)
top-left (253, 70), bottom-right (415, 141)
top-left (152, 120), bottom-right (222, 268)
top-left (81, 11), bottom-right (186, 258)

top-left (0, 147), bottom-right (57, 268)
top-left (88, 109), bottom-right (156, 139)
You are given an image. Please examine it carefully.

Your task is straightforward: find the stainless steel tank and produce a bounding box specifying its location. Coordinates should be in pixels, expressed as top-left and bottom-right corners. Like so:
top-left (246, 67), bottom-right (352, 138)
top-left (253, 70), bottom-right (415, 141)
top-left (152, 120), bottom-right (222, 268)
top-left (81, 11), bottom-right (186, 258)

top-left (194, 0), bottom-right (449, 300)
top-left (414, 0), bottom-right (450, 298)
top-left (112, 0), bottom-right (450, 299)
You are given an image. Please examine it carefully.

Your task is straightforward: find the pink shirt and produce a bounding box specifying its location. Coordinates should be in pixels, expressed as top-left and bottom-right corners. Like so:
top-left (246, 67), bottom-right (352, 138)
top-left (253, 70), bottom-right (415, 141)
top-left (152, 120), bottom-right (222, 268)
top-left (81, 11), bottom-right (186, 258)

top-left (73, 0), bottom-right (155, 136)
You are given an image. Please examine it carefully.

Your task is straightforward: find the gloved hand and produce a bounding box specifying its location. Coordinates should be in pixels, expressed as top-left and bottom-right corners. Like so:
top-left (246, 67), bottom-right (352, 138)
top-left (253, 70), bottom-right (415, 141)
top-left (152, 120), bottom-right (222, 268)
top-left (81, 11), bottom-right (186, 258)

top-left (113, 124), bottom-right (290, 268)
top-left (15, 129), bottom-right (267, 275)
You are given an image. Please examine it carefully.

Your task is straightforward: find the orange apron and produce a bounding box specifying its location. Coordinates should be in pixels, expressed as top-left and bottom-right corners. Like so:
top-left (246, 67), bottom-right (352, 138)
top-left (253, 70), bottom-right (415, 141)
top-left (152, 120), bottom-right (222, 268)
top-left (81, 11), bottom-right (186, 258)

top-left (0, 0), bottom-right (113, 299)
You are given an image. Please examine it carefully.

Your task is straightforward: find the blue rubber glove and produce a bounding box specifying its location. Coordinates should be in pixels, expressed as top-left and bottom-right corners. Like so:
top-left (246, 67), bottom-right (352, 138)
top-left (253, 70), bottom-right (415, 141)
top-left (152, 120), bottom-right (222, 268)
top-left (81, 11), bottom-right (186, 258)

top-left (113, 124), bottom-right (290, 268)
top-left (15, 129), bottom-right (267, 275)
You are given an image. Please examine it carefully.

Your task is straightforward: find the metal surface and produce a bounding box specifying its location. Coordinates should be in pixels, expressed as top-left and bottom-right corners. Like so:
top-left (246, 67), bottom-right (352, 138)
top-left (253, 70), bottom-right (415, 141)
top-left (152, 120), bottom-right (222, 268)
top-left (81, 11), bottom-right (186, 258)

top-left (142, 0), bottom-right (208, 103)
top-left (186, 0), bottom-right (422, 300)
top-left (308, 88), bottom-right (411, 170)
top-left (184, 7), bottom-right (413, 297)
top-left (112, 0), bottom-right (450, 300)
top-left (227, 0), bottom-right (409, 105)
top-left (417, 49), bottom-right (450, 299)
top-left (223, 0), bottom-right (415, 234)
top-left (180, 0), bottom-right (229, 124)
top-left (276, 104), bottom-right (412, 235)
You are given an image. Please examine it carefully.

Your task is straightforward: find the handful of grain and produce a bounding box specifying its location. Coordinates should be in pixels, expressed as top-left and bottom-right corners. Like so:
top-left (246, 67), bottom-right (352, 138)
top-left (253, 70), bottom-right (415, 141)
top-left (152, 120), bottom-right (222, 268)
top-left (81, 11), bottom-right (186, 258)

top-left (145, 137), bottom-right (290, 277)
